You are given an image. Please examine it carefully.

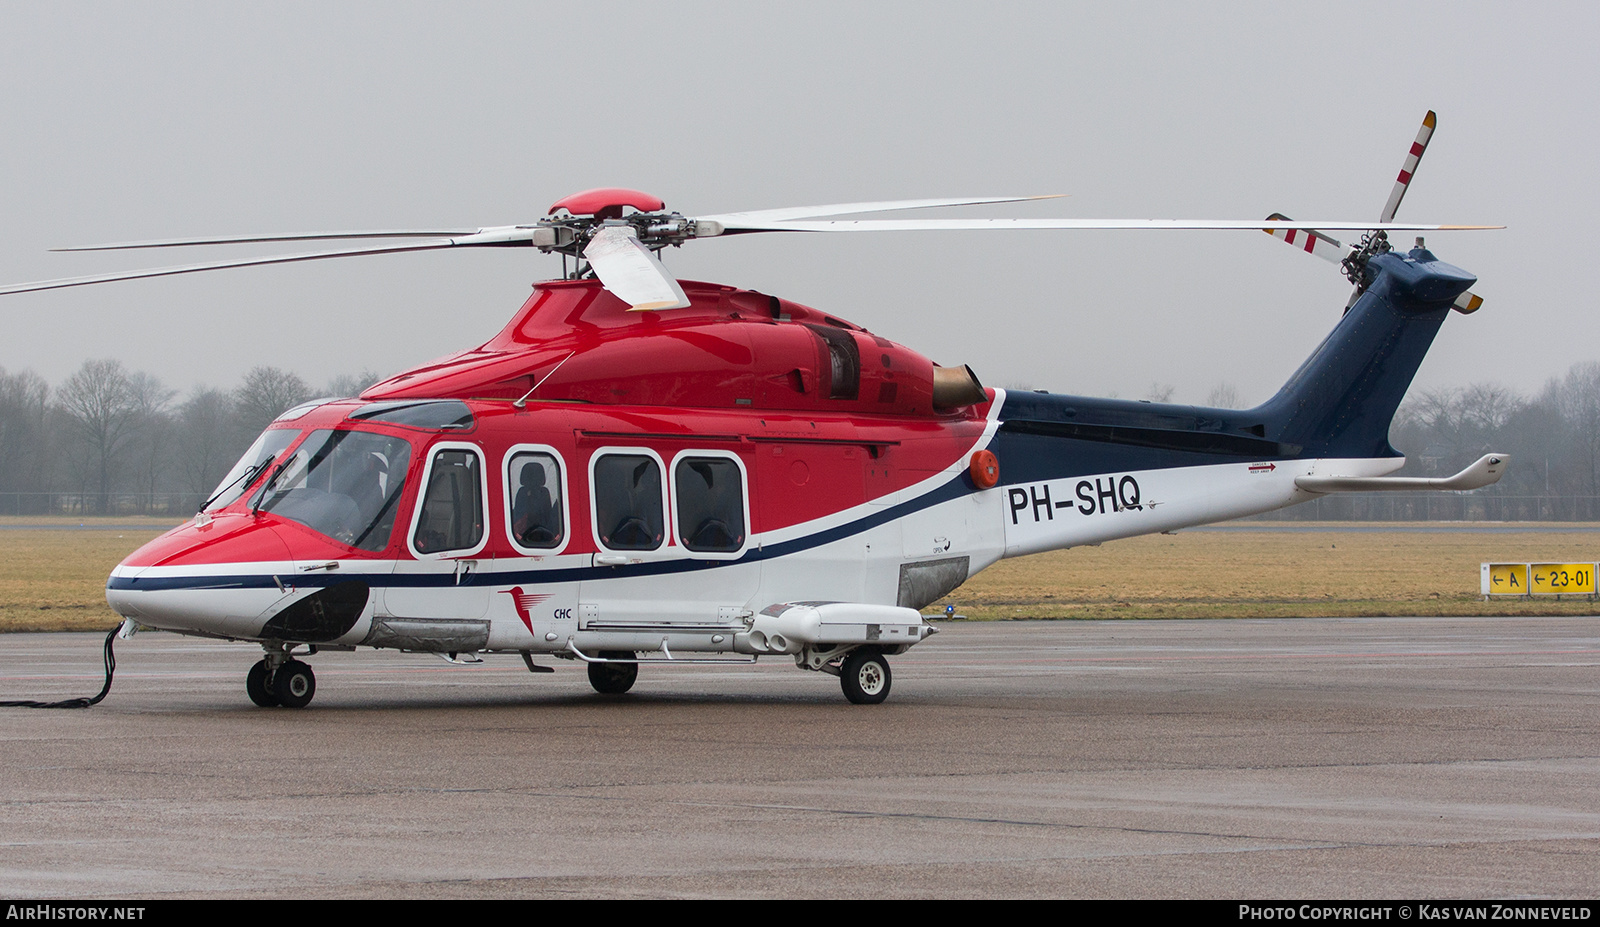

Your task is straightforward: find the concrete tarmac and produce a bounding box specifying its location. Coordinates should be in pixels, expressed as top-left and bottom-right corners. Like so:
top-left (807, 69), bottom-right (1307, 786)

top-left (1, 617), bottom-right (1597, 899)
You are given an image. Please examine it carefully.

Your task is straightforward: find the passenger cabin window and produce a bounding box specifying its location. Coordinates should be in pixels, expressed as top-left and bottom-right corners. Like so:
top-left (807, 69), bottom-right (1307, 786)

top-left (413, 448), bottom-right (484, 555)
top-left (593, 453), bottom-right (664, 551)
top-left (674, 456), bottom-right (746, 553)
top-left (507, 451), bottom-right (564, 550)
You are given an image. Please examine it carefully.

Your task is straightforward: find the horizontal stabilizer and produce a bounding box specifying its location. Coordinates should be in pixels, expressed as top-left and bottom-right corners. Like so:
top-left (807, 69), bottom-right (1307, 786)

top-left (1295, 453), bottom-right (1508, 493)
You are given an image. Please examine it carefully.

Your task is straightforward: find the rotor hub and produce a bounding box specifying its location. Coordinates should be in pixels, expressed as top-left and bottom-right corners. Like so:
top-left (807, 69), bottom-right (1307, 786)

top-left (547, 187), bottom-right (666, 220)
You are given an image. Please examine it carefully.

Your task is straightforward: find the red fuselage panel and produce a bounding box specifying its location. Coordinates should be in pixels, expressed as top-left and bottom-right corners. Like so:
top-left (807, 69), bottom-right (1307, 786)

top-left (363, 280), bottom-right (940, 416)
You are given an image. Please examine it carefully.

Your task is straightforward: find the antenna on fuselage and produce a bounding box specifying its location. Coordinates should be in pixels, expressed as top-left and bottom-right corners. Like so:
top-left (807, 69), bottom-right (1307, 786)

top-left (513, 350), bottom-right (577, 408)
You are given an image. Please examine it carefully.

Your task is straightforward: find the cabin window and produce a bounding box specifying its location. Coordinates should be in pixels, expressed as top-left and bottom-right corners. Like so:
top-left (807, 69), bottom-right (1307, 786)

top-left (507, 450), bottom-right (564, 551)
top-left (674, 456), bottom-right (746, 554)
top-left (253, 429), bottom-right (412, 553)
top-left (593, 453), bottom-right (664, 551)
top-left (412, 448), bottom-right (485, 555)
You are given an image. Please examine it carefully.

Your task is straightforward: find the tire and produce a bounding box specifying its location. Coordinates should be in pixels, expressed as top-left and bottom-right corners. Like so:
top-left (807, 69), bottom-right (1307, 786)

top-left (840, 649), bottom-right (891, 705)
top-left (246, 659), bottom-right (279, 707)
top-left (272, 659), bottom-right (317, 709)
top-left (588, 652), bottom-right (638, 695)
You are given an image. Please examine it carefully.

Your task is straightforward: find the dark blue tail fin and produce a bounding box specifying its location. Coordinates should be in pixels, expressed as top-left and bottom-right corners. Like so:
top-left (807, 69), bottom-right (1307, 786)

top-left (1255, 247), bottom-right (1476, 459)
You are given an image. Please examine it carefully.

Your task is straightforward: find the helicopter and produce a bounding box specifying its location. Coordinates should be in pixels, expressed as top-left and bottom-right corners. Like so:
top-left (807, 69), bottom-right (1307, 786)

top-left (1, 113), bottom-right (1504, 707)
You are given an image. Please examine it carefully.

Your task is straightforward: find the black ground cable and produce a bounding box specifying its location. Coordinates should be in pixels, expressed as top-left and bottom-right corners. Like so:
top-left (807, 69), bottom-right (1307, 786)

top-left (0, 625), bottom-right (117, 708)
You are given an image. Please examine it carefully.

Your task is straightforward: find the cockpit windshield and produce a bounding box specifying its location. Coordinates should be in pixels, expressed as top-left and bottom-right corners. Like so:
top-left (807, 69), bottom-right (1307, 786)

top-left (251, 429), bottom-right (413, 552)
top-left (203, 428), bottom-right (300, 514)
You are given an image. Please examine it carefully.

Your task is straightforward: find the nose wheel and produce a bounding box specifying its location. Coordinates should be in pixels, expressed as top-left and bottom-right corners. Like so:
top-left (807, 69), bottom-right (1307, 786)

top-left (246, 659), bottom-right (278, 707)
top-left (245, 654), bottom-right (317, 708)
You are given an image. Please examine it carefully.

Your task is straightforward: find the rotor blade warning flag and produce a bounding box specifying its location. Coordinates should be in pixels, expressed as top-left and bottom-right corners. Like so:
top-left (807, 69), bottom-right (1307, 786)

top-left (1480, 563), bottom-right (1528, 596)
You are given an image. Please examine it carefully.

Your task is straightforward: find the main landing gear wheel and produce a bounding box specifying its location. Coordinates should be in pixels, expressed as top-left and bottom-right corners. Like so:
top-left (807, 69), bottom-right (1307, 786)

top-left (246, 659), bottom-right (279, 707)
top-left (840, 649), bottom-right (891, 705)
top-left (272, 659), bottom-right (317, 709)
top-left (588, 652), bottom-right (638, 695)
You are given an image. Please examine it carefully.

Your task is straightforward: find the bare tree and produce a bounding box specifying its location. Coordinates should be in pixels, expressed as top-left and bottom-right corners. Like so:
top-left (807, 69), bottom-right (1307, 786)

top-left (1461, 382), bottom-right (1519, 432)
top-left (233, 366), bottom-right (312, 437)
top-left (1556, 362), bottom-right (1600, 498)
top-left (1204, 382), bottom-right (1241, 409)
top-left (1144, 382), bottom-right (1175, 403)
top-left (126, 372), bottom-right (177, 512)
top-left (54, 359), bottom-right (140, 512)
top-left (175, 387), bottom-right (242, 497)
top-left (325, 369), bottom-right (385, 399)
top-left (0, 367), bottom-right (50, 509)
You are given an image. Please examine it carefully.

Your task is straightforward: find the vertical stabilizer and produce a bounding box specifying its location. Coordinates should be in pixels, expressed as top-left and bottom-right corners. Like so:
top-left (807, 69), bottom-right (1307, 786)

top-left (1256, 247), bottom-right (1476, 459)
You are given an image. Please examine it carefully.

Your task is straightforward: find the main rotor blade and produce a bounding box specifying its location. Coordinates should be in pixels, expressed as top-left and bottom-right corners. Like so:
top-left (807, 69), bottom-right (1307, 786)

top-left (582, 227), bottom-right (689, 311)
top-left (0, 227), bottom-right (542, 296)
top-left (719, 218), bottom-right (1498, 232)
top-left (54, 229), bottom-right (485, 251)
top-left (702, 195), bottom-right (1063, 226)
top-left (1380, 111), bottom-right (1436, 224)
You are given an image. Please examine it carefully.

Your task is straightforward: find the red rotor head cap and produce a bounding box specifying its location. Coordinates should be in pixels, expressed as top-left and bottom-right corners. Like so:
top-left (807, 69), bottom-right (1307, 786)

top-left (548, 188), bottom-right (666, 220)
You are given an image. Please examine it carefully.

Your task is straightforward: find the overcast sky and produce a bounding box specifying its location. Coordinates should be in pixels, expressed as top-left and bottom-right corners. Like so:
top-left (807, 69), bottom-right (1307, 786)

top-left (0, 2), bottom-right (1590, 407)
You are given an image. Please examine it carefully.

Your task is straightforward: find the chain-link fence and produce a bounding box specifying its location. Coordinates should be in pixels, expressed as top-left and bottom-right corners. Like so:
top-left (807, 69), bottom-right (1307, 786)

top-left (1247, 494), bottom-right (1600, 522)
top-left (0, 492), bottom-right (203, 517)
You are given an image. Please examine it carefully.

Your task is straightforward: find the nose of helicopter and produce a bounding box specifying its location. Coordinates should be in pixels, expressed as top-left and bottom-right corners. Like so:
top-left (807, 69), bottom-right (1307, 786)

top-left (107, 514), bottom-right (297, 637)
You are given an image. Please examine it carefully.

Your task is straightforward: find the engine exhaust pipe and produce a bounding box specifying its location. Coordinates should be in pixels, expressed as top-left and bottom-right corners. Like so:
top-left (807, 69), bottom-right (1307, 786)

top-left (931, 364), bottom-right (985, 409)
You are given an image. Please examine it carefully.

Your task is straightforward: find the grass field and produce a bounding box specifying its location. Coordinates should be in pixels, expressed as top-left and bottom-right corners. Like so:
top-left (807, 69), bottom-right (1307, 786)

top-left (0, 517), bottom-right (1596, 632)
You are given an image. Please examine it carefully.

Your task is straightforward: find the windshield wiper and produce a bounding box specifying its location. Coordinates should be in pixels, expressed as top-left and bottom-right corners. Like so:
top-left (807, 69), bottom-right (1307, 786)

top-left (250, 459), bottom-right (292, 516)
top-left (199, 454), bottom-right (277, 514)
top-left (349, 482), bottom-right (407, 551)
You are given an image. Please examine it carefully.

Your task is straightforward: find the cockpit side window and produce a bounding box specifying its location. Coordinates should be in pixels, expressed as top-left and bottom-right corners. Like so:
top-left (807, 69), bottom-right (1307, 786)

top-left (412, 447), bottom-right (486, 555)
top-left (592, 453), bottom-right (664, 552)
top-left (254, 429), bottom-right (413, 552)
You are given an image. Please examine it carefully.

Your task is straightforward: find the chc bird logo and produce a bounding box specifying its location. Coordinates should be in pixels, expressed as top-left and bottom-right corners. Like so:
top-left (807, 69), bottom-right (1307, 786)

top-left (499, 586), bottom-right (551, 633)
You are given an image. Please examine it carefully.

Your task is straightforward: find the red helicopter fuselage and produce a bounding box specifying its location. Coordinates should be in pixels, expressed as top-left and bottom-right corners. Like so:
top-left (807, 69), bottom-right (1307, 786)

top-left (109, 279), bottom-right (996, 685)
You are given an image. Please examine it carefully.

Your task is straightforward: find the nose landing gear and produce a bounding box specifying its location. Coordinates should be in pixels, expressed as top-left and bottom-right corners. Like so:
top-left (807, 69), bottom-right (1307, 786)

top-left (246, 645), bottom-right (318, 708)
top-left (246, 659), bottom-right (278, 707)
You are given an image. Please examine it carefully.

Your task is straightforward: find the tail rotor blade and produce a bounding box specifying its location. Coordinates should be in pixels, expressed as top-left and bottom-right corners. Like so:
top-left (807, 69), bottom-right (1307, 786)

top-left (1261, 212), bottom-right (1346, 263)
top-left (1380, 111), bottom-right (1436, 223)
